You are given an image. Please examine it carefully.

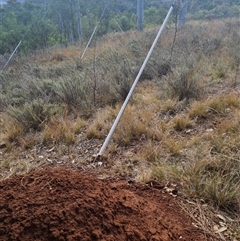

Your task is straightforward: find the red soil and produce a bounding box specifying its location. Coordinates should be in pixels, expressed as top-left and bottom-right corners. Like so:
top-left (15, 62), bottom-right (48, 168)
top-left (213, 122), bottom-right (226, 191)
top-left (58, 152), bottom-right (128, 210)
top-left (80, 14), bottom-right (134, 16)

top-left (0, 167), bottom-right (218, 241)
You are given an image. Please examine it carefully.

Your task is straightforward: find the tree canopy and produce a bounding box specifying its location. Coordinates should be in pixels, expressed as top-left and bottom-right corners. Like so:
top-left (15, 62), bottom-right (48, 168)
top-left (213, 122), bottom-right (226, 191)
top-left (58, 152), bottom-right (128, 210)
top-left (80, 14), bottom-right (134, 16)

top-left (0, 0), bottom-right (239, 55)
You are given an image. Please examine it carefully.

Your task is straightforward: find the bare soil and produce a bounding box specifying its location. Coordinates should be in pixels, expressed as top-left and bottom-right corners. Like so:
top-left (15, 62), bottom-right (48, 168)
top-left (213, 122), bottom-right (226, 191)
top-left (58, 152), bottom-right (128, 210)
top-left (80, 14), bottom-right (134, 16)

top-left (0, 167), bottom-right (218, 241)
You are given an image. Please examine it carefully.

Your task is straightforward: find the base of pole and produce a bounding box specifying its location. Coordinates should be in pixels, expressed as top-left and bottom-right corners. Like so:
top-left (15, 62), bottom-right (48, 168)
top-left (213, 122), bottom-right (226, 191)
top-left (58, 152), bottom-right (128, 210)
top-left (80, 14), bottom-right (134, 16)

top-left (92, 154), bottom-right (108, 163)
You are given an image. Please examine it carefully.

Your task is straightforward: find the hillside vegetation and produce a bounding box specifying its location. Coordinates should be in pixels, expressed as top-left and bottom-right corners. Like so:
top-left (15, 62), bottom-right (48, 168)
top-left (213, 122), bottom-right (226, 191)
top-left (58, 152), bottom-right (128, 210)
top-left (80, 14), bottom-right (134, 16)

top-left (0, 13), bottom-right (240, 241)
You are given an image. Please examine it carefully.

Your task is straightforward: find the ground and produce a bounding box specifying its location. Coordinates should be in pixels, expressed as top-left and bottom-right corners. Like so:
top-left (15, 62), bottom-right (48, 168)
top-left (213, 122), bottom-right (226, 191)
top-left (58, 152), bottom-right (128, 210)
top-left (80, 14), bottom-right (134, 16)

top-left (0, 167), bottom-right (219, 241)
top-left (0, 80), bottom-right (239, 240)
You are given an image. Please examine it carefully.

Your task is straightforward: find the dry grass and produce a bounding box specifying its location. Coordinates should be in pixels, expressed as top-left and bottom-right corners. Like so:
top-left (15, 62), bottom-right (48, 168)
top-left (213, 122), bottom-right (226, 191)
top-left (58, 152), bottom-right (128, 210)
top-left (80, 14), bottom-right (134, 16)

top-left (172, 114), bottom-right (193, 131)
top-left (113, 105), bottom-right (146, 145)
top-left (160, 98), bottom-right (178, 114)
top-left (86, 106), bottom-right (118, 139)
top-left (164, 138), bottom-right (185, 155)
top-left (43, 116), bottom-right (86, 144)
top-left (3, 121), bottom-right (25, 144)
top-left (208, 93), bottom-right (240, 114)
top-left (189, 101), bottom-right (208, 119)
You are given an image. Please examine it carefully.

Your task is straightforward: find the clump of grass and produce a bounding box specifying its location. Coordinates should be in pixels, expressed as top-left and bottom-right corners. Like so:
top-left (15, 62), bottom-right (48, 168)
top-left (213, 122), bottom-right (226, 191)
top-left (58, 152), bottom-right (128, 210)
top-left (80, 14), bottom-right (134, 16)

top-left (164, 138), bottom-right (184, 155)
top-left (208, 131), bottom-right (240, 157)
top-left (87, 104), bottom-right (150, 145)
top-left (223, 93), bottom-right (240, 108)
top-left (113, 105), bottom-right (146, 145)
top-left (161, 98), bottom-right (178, 115)
top-left (1, 160), bottom-right (11, 169)
top-left (18, 134), bottom-right (39, 149)
top-left (4, 121), bottom-right (25, 143)
top-left (74, 117), bottom-right (87, 134)
top-left (7, 100), bottom-right (54, 131)
top-left (212, 63), bottom-right (227, 79)
top-left (141, 141), bottom-right (161, 163)
top-left (56, 75), bottom-right (90, 111)
top-left (43, 116), bottom-right (85, 144)
top-left (184, 157), bottom-right (240, 213)
top-left (151, 160), bottom-right (181, 181)
top-left (217, 117), bottom-right (240, 134)
top-left (146, 122), bottom-right (166, 141)
top-left (188, 101), bottom-right (208, 119)
top-left (51, 52), bottom-right (66, 62)
top-left (208, 93), bottom-right (240, 114)
top-left (135, 168), bottom-right (153, 183)
top-left (107, 144), bottom-right (118, 154)
top-left (172, 114), bottom-right (193, 131)
top-left (86, 106), bottom-right (118, 139)
top-left (208, 97), bottom-right (226, 114)
top-left (163, 66), bottom-right (200, 101)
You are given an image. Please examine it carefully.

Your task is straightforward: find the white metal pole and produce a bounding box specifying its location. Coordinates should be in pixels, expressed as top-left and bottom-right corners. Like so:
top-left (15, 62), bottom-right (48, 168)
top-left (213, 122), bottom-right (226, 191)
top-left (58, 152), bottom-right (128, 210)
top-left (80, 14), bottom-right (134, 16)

top-left (80, 2), bottom-right (108, 60)
top-left (98, 5), bottom-right (174, 156)
top-left (2, 40), bottom-right (22, 71)
top-left (80, 25), bottom-right (98, 60)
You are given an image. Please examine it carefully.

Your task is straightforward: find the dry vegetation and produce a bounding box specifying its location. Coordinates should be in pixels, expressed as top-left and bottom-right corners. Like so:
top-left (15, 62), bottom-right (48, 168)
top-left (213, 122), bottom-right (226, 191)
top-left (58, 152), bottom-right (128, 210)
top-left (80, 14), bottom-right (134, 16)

top-left (1, 18), bottom-right (240, 240)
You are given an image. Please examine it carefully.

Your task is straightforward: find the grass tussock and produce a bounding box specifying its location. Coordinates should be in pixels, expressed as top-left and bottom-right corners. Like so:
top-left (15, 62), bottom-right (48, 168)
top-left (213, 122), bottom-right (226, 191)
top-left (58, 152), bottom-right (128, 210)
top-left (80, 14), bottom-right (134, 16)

top-left (164, 138), bottom-right (185, 155)
top-left (208, 93), bottom-right (240, 114)
top-left (172, 114), bottom-right (193, 131)
top-left (113, 105), bottom-right (147, 145)
top-left (160, 98), bottom-right (178, 115)
top-left (7, 101), bottom-right (57, 131)
top-left (140, 140), bottom-right (162, 163)
top-left (188, 101), bottom-right (208, 119)
top-left (3, 121), bottom-right (25, 144)
top-left (43, 117), bottom-right (86, 144)
top-left (150, 126), bottom-right (240, 215)
top-left (86, 106), bottom-right (118, 139)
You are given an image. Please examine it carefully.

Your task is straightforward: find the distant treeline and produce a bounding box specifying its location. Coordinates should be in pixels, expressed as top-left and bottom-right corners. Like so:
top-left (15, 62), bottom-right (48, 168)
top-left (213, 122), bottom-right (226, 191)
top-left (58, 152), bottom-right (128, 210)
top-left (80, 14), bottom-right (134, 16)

top-left (0, 0), bottom-right (239, 55)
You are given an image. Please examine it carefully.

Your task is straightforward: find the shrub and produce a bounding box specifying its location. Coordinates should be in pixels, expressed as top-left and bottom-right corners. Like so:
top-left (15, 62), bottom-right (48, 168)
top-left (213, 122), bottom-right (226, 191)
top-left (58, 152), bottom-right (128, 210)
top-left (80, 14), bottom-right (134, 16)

top-left (7, 100), bottom-right (54, 131)
top-left (96, 50), bottom-right (135, 101)
top-left (163, 67), bottom-right (200, 101)
top-left (56, 75), bottom-right (90, 112)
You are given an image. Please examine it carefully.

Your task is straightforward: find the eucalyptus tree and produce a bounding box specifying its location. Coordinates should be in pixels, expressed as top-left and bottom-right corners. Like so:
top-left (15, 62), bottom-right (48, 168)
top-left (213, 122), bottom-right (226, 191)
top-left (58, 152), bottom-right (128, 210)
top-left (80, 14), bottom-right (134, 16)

top-left (48, 0), bottom-right (84, 44)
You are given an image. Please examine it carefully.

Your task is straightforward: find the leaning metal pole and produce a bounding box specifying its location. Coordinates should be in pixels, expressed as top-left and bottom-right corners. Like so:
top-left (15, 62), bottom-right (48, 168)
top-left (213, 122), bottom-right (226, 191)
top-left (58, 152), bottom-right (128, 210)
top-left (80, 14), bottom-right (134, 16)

top-left (2, 40), bottom-right (22, 71)
top-left (80, 1), bottom-right (108, 60)
top-left (98, 4), bottom-right (174, 156)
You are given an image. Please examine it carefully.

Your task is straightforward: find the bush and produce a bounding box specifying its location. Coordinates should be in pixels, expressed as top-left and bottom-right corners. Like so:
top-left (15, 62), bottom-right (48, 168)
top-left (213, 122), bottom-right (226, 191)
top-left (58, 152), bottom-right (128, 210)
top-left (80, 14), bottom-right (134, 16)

top-left (7, 100), bottom-right (54, 131)
top-left (56, 75), bottom-right (90, 111)
top-left (163, 67), bottom-right (200, 101)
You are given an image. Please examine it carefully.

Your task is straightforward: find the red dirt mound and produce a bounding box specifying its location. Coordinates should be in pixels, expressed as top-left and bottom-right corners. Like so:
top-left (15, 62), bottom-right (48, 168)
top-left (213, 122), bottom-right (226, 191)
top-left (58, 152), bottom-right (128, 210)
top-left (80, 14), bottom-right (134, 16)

top-left (0, 168), bottom-right (217, 241)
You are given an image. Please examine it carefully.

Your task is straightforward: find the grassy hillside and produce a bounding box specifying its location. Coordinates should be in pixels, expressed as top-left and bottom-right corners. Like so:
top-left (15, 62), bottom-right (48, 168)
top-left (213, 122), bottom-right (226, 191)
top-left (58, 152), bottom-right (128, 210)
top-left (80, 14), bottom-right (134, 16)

top-left (0, 17), bottom-right (240, 240)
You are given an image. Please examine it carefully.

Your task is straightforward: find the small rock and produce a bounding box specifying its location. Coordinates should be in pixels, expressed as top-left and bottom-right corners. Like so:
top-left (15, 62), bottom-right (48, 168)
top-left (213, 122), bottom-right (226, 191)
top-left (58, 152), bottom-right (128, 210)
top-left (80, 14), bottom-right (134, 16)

top-left (206, 128), bottom-right (213, 132)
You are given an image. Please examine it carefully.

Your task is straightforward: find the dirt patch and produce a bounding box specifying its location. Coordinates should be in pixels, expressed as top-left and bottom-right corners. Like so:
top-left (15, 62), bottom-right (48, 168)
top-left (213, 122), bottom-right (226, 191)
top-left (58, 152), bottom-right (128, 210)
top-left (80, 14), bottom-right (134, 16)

top-left (0, 167), bottom-right (218, 241)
